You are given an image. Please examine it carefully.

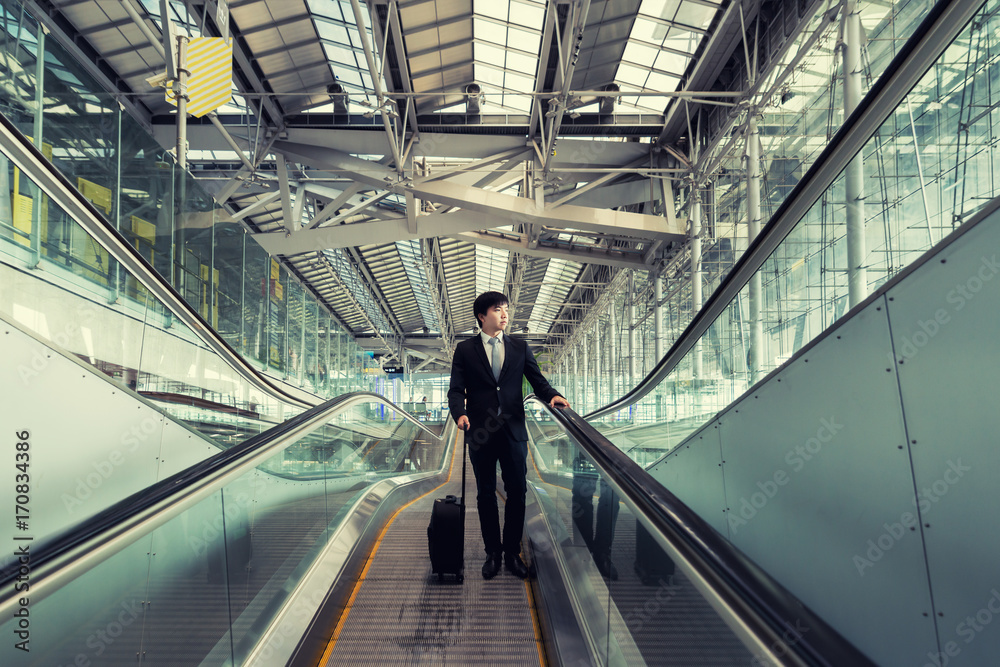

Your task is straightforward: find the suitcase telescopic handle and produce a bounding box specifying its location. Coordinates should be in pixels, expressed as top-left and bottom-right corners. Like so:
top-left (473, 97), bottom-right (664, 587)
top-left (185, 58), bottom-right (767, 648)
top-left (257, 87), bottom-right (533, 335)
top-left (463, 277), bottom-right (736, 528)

top-left (460, 422), bottom-right (469, 506)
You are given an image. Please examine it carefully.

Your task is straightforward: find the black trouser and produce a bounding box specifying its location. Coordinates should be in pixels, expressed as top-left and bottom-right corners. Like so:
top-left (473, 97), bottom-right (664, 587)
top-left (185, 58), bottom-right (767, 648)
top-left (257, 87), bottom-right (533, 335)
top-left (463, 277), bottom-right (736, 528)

top-left (467, 424), bottom-right (528, 557)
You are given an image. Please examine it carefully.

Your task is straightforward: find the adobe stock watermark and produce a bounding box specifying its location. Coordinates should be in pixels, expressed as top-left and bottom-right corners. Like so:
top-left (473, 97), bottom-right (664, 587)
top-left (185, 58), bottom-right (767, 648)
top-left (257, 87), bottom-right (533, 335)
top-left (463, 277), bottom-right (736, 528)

top-left (924, 588), bottom-right (1000, 667)
top-left (727, 417), bottom-right (844, 535)
top-left (889, 254), bottom-right (1000, 365)
top-left (53, 599), bottom-right (143, 666)
top-left (623, 577), bottom-right (678, 633)
top-left (749, 618), bottom-right (810, 666)
top-left (186, 474), bottom-right (280, 556)
top-left (17, 305), bottom-right (98, 385)
top-left (62, 417), bottom-right (160, 513)
top-left (853, 459), bottom-right (971, 576)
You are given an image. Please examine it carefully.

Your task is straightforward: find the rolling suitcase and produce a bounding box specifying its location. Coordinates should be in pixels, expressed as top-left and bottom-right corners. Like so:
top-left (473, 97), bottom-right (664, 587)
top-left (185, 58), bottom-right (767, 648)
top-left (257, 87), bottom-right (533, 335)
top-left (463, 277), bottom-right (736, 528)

top-left (428, 427), bottom-right (467, 582)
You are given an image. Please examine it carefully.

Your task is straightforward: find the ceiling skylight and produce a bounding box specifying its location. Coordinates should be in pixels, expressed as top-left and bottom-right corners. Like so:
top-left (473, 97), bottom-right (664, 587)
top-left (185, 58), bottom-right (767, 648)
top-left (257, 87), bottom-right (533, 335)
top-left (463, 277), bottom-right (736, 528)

top-left (475, 246), bottom-right (510, 296)
top-left (613, 0), bottom-right (722, 113)
top-left (308, 0), bottom-right (386, 107)
top-left (472, 0), bottom-right (546, 113)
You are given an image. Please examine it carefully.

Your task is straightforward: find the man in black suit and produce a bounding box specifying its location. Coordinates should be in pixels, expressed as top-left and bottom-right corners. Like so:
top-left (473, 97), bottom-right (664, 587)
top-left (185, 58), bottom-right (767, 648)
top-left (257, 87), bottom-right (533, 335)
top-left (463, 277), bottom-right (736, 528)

top-left (448, 291), bottom-right (570, 579)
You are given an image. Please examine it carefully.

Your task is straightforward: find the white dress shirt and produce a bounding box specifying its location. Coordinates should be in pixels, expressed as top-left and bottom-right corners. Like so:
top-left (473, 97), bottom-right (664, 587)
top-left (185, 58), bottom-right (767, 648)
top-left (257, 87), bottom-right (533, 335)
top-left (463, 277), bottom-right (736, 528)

top-left (480, 330), bottom-right (505, 372)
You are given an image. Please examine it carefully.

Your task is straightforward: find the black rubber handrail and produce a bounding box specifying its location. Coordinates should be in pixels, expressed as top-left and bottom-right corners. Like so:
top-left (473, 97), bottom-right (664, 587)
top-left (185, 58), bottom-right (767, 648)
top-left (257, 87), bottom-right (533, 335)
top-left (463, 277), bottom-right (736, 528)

top-left (529, 398), bottom-right (876, 666)
top-left (0, 391), bottom-right (441, 615)
top-left (587, 0), bottom-right (984, 420)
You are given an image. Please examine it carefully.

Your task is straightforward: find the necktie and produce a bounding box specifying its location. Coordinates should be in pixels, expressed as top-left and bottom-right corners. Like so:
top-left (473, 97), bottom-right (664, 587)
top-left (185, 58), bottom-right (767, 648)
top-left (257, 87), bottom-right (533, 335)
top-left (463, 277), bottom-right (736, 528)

top-left (488, 337), bottom-right (501, 380)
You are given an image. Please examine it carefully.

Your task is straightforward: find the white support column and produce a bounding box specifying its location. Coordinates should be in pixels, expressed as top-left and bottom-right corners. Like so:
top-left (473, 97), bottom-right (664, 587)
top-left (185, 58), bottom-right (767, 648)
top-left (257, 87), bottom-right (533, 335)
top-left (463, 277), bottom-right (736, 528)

top-left (691, 182), bottom-right (704, 380)
top-left (628, 282), bottom-right (637, 422)
top-left (654, 272), bottom-right (665, 421)
top-left (581, 334), bottom-right (590, 414)
top-left (845, 2), bottom-right (867, 308)
top-left (572, 345), bottom-right (579, 409)
top-left (628, 278), bottom-right (637, 393)
top-left (174, 36), bottom-right (188, 171)
top-left (747, 113), bottom-right (764, 384)
top-left (593, 322), bottom-right (602, 410)
top-left (608, 303), bottom-right (617, 404)
top-left (654, 273), bottom-right (664, 361)
top-left (28, 26), bottom-right (45, 267)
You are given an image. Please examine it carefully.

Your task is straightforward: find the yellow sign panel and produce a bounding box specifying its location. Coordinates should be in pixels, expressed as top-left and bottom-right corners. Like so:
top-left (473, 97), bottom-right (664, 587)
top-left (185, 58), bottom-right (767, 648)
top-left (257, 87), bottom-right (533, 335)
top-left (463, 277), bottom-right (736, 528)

top-left (26, 136), bottom-right (53, 161)
top-left (12, 194), bottom-right (32, 246)
top-left (131, 216), bottom-right (156, 244)
top-left (168, 37), bottom-right (233, 118)
top-left (77, 177), bottom-right (112, 214)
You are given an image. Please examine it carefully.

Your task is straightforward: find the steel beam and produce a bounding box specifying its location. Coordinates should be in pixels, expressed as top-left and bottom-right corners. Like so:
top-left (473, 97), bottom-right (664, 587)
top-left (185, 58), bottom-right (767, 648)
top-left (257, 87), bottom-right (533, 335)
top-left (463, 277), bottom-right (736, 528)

top-left (690, 183), bottom-right (703, 379)
top-left (231, 190), bottom-right (281, 220)
top-left (543, 0), bottom-right (592, 173)
top-left (549, 156), bottom-right (649, 207)
top-left (254, 209), bottom-right (490, 255)
top-left (349, 0), bottom-right (403, 172)
top-left (273, 141), bottom-right (686, 241)
top-left (385, 0), bottom-right (422, 141)
top-left (528, 3), bottom-right (557, 138)
top-left (413, 147), bottom-right (531, 184)
top-left (410, 179), bottom-right (685, 241)
top-left (451, 232), bottom-right (650, 270)
top-left (276, 153), bottom-right (294, 230)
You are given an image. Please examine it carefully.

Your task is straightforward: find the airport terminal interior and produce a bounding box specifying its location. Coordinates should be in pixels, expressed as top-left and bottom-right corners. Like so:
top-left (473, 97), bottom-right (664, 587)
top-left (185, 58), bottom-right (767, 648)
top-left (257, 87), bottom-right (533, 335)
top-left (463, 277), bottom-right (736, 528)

top-left (2, 0), bottom-right (1000, 664)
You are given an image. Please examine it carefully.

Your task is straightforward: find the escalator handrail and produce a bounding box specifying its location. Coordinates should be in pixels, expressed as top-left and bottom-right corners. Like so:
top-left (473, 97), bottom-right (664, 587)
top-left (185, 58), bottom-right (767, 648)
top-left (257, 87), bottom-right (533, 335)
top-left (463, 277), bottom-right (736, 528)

top-left (0, 391), bottom-right (441, 617)
top-left (529, 397), bottom-right (876, 667)
top-left (0, 110), bottom-right (316, 411)
top-left (586, 0), bottom-right (983, 421)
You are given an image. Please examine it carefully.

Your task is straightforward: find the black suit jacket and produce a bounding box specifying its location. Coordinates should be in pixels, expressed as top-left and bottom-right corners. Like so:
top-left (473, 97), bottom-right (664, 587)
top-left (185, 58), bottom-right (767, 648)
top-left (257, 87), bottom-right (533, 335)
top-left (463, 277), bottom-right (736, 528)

top-left (448, 333), bottom-right (561, 442)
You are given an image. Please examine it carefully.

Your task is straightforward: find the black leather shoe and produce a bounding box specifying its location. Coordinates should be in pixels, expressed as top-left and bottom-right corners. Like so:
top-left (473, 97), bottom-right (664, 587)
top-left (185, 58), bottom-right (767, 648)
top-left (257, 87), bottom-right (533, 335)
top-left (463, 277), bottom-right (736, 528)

top-left (482, 552), bottom-right (502, 580)
top-left (595, 554), bottom-right (619, 580)
top-left (505, 553), bottom-right (531, 579)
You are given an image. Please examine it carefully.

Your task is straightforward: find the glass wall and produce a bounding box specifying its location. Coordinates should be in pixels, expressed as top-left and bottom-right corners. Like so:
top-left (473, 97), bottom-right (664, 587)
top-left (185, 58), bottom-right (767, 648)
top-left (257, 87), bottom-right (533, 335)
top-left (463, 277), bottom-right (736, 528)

top-left (552, 0), bottom-right (944, 423)
top-left (524, 402), bottom-right (756, 665)
top-left (563, 0), bottom-right (1000, 465)
top-left (0, 0), bottom-right (371, 405)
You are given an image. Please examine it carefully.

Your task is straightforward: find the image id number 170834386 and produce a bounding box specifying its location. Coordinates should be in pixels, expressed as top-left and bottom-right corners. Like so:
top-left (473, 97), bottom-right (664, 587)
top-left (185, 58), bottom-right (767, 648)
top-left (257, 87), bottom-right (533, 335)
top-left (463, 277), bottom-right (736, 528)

top-left (13, 429), bottom-right (32, 653)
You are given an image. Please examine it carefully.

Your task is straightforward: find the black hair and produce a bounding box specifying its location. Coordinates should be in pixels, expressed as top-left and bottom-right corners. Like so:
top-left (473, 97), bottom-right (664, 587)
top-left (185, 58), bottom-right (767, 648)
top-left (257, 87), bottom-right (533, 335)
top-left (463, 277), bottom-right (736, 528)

top-left (473, 291), bottom-right (509, 325)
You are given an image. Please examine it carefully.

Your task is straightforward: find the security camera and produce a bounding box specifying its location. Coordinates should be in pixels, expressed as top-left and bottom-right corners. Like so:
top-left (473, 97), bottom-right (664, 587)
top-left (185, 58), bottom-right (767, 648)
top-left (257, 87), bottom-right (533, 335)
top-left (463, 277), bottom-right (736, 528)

top-left (145, 72), bottom-right (169, 89)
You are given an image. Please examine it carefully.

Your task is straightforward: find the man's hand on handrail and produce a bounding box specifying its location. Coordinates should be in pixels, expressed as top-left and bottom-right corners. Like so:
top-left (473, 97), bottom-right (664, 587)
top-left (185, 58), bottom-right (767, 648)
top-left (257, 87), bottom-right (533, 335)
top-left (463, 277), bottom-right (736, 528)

top-left (550, 396), bottom-right (570, 409)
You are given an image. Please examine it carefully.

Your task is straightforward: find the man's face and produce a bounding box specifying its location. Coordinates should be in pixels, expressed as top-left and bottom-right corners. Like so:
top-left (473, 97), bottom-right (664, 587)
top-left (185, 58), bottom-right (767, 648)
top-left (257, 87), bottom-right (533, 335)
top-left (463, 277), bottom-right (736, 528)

top-left (479, 303), bottom-right (509, 334)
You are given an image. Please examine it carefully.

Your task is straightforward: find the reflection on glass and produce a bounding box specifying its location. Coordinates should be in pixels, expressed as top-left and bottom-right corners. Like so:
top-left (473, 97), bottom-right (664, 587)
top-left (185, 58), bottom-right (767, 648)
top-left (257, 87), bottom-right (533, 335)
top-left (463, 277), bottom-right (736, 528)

top-left (571, 453), bottom-right (620, 580)
top-left (526, 405), bottom-right (752, 665)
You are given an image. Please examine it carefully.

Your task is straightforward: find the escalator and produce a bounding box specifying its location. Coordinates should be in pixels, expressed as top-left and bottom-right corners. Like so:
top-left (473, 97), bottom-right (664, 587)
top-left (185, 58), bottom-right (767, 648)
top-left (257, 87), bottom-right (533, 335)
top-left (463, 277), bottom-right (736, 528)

top-left (1, 381), bottom-right (874, 666)
top-left (0, 390), bottom-right (452, 666)
top-left (570, 194), bottom-right (1000, 667)
top-left (2, 0), bottom-right (994, 661)
top-left (0, 142), bottom-right (874, 664)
